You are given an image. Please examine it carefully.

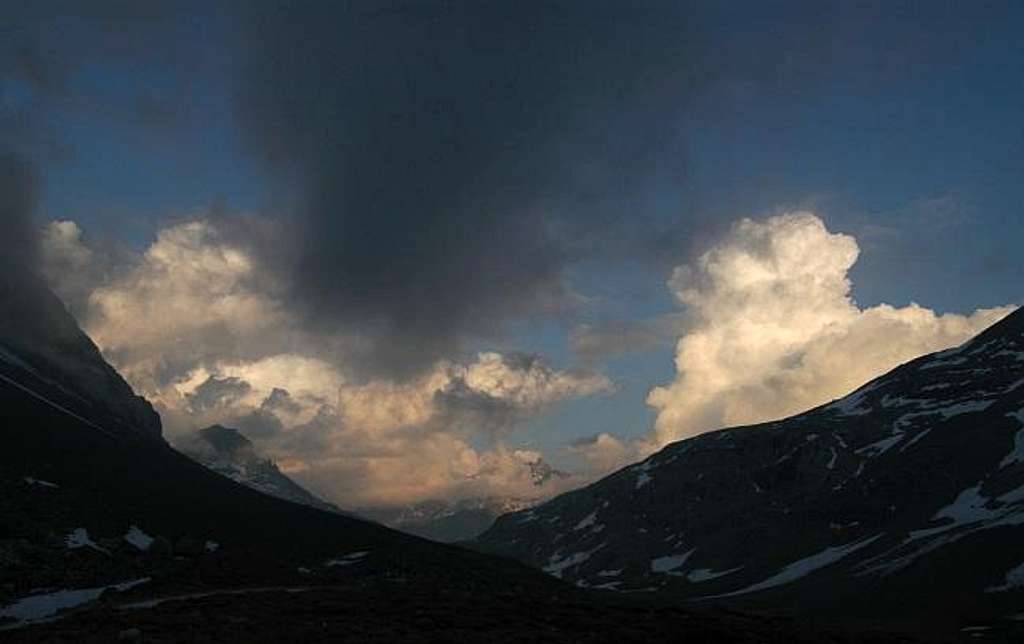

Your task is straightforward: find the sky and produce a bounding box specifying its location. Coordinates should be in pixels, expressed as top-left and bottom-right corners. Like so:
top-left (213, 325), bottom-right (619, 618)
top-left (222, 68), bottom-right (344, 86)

top-left (2, 1), bottom-right (1022, 508)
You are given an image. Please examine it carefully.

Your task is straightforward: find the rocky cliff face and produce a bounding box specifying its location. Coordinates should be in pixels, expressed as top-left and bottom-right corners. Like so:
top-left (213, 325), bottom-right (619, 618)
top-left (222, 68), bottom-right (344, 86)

top-left (476, 308), bottom-right (1024, 632)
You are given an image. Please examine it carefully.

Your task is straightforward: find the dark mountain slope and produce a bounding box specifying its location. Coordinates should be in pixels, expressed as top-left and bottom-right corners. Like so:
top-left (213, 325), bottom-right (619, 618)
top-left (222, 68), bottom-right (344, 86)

top-left (0, 355), bottom-right (542, 591)
top-left (476, 307), bottom-right (1024, 639)
top-left (0, 272), bottom-right (160, 440)
top-left (0, 273), bottom-right (555, 626)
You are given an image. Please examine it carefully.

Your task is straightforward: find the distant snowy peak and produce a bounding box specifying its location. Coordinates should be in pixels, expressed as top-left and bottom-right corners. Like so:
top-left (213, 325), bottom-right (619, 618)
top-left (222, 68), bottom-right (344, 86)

top-left (359, 495), bottom-right (546, 543)
top-left (357, 453), bottom-right (568, 542)
top-left (475, 307), bottom-right (1024, 620)
top-left (181, 425), bottom-right (341, 515)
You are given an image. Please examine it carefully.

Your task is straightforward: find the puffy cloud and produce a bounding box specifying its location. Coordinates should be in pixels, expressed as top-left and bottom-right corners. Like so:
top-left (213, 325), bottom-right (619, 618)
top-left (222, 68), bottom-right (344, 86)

top-left (462, 352), bottom-right (613, 407)
top-left (435, 352), bottom-right (613, 435)
top-left (646, 212), bottom-right (1014, 448)
top-left (295, 435), bottom-right (583, 508)
top-left (567, 433), bottom-right (637, 474)
top-left (39, 216), bottom-right (610, 507)
top-left (337, 351), bottom-right (612, 436)
top-left (57, 219), bottom-right (314, 397)
top-left (186, 352), bottom-right (607, 506)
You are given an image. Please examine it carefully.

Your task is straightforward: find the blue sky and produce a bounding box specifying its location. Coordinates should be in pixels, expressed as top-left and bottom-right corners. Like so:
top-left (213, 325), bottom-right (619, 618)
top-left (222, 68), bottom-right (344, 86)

top-left (32, 2), bottom-right (1022, 309)
top-left (7, 2), bottom-right (1023, 499)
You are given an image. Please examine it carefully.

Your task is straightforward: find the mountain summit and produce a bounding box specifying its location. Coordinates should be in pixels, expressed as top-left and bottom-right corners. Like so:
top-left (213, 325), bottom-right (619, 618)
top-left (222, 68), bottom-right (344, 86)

top-left (180, 424), bottom-right (342, 514)
top-left (476, 307), bottom-right (1024, 635)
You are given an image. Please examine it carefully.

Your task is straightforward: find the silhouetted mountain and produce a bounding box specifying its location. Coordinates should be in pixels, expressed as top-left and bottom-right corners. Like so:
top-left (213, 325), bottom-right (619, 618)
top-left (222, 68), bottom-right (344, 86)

top-left (180, 425), bottom-right (342, 514)
top-left (0, 276), bottom-right (903, 642)
top-left (476, 308), bottom-right (1024, 639)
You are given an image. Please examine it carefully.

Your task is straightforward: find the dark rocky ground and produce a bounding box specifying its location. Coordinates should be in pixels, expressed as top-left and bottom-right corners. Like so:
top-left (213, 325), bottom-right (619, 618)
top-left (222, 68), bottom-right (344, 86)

top-left (4, 578), bottom-right (925, 643)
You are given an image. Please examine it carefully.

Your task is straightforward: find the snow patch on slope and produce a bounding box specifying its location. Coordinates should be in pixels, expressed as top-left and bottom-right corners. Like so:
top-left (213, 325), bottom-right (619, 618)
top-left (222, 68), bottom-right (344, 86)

top-left (326, 551), bottom-right (370, 567)
top-left (1001, 411), bottom-right (1024, 469)
top-left (651, 549), bottom-right (695, 575)
top-left (0, 578), bottom-right (149, 627)
top-left (574, 511), bottom-right (598, 531)
top-left (544, 544), bottom-right (605, 578)
top-left (856, 434), bottom-right (904, 457)
top-left (123, 525), bottom-right (154, 551)
top-left (686, 566), bottom-right (743, 583)
top-left (23, 477), bottom-right (58, 488)
top-left (707, 535), bottom-right (882, 598)
top-left (859, 477), bottom-right (1024, 577)
top-left (986, 561), bottom-right (1024, 593)
top-left (65, 528), bottom-right (108, 554)
top-left (825, 380), bottom-right (883, 417)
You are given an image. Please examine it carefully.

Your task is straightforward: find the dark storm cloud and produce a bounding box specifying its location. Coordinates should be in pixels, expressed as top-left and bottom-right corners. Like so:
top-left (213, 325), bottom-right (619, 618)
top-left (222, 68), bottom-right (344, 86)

top-left (235, 0), bottom-right (994, 376)
top-left (1, 2), bottom-right (218, 164)
top-left (232, 1), bottom-right (732, 375)
top-left (0, 153), bottom-right (39, 273)
top-left (1, 2), bottom-right (218, 283)
top-left (233, 388), bottom-right (300, 439)
top-left (9, 1), bottom-right (1004, 378)
top-left (433, 379), bottom-right (519, 436)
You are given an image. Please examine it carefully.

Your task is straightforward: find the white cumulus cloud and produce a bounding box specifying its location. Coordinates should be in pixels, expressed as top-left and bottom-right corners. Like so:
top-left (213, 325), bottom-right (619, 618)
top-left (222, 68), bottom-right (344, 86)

top-left (646, 212), bottom-right (1014, 448)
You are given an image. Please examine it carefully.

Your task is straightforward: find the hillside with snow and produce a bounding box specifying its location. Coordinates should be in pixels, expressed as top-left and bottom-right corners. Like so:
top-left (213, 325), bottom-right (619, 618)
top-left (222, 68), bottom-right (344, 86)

top-left (476, 307), bottom-right (1024, 638)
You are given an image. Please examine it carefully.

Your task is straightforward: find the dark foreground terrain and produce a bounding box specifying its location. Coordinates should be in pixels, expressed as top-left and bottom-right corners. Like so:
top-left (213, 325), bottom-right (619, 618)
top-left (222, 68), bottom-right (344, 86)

top-left (0, 388), bottom-right (916, 643)
top-left (2, 578), bottom-right (924, 643)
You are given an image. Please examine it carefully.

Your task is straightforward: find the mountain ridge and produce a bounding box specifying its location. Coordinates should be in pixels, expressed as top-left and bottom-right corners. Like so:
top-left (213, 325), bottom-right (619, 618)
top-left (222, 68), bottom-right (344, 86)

top-left (0, 270), bottom-right (161, 441)
top-left (475, 306), bottom-right (1024, 636)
